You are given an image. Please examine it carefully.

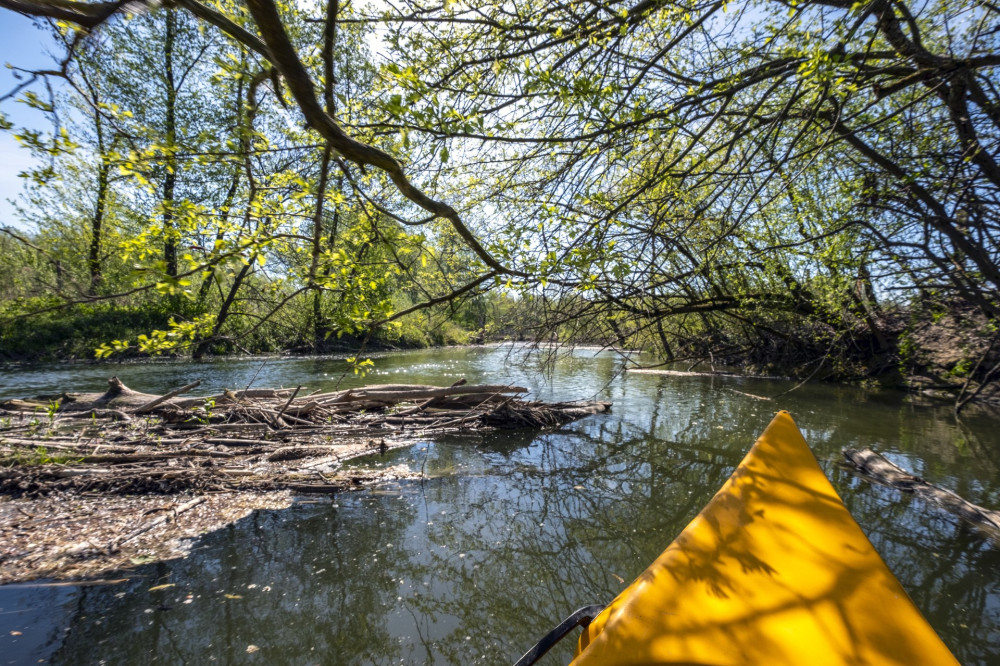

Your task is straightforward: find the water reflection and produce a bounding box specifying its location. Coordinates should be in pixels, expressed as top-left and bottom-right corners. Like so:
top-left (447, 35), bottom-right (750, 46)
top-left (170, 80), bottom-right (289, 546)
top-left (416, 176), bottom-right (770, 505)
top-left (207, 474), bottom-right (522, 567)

top-left (1, 346), bottom-right (999, 664)
top-left (38, 499), bottom-right (415, 665)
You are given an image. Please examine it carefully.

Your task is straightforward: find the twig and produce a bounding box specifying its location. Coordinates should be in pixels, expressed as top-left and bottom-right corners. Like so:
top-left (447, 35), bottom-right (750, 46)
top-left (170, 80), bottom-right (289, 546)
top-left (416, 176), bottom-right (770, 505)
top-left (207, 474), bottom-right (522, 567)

top-left (725, 388), bottom-right (772, 401)
top-left (768, 336), bottom-right (839, 400)
top-left (955, 334), bottom-right (999, 415)
top-left (241, 359), bottom-right (269, 400)
top-left (273, 385), bottom-right (302, 427)
top-left (204, 437), bottom-right (267, 447)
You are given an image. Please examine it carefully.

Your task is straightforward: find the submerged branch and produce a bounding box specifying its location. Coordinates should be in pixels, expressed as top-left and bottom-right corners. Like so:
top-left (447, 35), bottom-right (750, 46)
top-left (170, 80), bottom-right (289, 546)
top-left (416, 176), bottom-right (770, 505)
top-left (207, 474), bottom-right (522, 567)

top-left (843, 448), bottom-right (1000, 542)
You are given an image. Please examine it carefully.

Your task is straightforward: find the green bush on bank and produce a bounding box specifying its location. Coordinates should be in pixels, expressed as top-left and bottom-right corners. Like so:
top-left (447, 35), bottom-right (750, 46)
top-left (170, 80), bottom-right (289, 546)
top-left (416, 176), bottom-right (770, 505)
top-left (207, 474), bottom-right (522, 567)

top-left (0, 300), bottom-right (178, 361)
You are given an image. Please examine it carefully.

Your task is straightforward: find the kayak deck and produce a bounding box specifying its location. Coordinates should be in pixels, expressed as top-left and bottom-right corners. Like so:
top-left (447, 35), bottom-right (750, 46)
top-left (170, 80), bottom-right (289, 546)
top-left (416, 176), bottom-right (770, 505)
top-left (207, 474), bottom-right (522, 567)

top-left (570, 411), bottom-right (957, 665)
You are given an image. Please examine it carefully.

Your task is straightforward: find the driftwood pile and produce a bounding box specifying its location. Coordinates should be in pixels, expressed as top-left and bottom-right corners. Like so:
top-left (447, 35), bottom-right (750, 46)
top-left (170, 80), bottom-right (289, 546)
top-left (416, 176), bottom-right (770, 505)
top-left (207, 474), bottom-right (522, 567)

top-left (843, 448), bottom-right (1000, 543)
top-left (0, 377), bottom-right (611, 498)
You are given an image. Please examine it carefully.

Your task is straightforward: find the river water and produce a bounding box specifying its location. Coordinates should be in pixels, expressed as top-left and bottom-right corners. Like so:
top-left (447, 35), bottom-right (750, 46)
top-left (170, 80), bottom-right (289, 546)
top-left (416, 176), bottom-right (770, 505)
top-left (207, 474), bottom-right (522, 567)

top-left (1, 345), bottom-right (999, 665)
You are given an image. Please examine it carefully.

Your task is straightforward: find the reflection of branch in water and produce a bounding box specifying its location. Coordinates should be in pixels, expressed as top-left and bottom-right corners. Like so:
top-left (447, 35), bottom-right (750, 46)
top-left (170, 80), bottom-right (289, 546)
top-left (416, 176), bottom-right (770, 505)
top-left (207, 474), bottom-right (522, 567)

top-left (399, 428), bottom-right (745, 655)
top-left (49, 498), bottom-right (416, 664)
top-left (953, 414), bottom-right (1000, 473)
top-left (401, 597), bottom-right (437, 664)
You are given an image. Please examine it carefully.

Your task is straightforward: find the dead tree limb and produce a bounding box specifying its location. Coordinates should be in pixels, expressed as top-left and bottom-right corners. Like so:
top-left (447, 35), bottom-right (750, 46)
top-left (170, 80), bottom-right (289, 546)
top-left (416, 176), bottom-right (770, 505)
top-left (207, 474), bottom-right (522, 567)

top-left (273, 384), bottom-right (302, 426)
top-left (843, 448), bottom-right (1000, 536)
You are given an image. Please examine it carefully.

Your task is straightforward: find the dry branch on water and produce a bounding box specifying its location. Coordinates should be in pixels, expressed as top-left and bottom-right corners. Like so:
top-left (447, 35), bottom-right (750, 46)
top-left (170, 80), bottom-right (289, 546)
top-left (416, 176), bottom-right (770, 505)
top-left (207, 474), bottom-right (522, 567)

top-left (0, 376), bottom-right (610, 498)
top-left (843, 448), bottom-right (1000, 541)
top-left (0, 376), bottom-right (610, 582)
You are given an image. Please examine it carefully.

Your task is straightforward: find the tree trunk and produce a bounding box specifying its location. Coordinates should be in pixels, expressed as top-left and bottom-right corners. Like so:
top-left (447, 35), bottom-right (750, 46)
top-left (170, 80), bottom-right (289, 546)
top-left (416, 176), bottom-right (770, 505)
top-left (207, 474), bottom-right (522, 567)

top-left (163, 10), bottom-right (179, 279)
top-left (197, 55), bottom-right (246, 305)
top-left (310, 146), bottom-right (333, 348)
top-left (315, 174), bottom-right (343, 344)
top-left (89, 112), bottom-right (110, 294)
top-left (192, 257), bottom-right (253, 358)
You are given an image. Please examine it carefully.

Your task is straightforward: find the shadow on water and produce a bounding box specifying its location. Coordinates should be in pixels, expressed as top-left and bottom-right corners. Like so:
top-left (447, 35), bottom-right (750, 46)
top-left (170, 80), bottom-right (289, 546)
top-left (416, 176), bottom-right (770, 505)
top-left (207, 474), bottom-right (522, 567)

top-left (1, 346), bottom-right (1000, 664)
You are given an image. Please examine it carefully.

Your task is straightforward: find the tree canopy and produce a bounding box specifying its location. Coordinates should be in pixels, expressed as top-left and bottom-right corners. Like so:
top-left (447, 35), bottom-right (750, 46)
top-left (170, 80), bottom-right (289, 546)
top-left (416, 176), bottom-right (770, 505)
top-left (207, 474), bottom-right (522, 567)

top-left (0, 0), bottom-right (997, 381)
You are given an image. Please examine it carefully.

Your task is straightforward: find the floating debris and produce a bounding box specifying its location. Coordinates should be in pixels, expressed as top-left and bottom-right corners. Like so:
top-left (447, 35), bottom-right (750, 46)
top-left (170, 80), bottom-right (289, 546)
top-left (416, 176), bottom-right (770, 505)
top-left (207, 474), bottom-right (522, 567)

top-left (0, 376), bottom-right (610, 582)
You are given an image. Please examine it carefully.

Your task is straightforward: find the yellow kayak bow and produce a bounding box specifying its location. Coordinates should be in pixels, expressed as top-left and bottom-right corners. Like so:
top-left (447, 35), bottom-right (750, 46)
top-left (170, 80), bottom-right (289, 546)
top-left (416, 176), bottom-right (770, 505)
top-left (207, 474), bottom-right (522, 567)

top-left (516, 411), bottom-right (958, 665)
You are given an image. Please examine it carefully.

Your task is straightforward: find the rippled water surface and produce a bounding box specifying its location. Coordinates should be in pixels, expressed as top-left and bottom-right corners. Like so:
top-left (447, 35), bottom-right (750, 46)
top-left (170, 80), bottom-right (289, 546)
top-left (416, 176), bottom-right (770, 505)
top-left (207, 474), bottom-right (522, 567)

top-left (2, 346), bottom-right (1000, 665)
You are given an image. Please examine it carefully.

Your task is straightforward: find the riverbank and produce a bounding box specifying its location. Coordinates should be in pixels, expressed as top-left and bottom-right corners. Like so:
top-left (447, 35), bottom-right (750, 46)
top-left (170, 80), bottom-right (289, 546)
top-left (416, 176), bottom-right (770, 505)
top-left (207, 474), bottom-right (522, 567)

top-left (0, 299), bottom-right (484, 364)
top-left (666, 301), bottom-right (1000, 409)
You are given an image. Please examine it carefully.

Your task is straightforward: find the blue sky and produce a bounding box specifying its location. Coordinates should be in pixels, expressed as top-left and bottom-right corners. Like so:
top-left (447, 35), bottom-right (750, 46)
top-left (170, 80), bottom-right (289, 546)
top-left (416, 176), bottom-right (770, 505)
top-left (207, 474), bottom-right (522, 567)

top-left (0, 12), bottom-right (65, 229)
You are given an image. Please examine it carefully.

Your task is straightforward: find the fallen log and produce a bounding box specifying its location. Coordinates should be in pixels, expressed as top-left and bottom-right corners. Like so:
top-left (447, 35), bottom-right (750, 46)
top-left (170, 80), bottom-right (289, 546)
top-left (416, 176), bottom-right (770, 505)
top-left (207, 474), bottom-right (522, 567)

top-left (395, 378), bottom-right (467, 416)
top-left (545, 401), bottom-right (613, 417)
top-left (1, 437), bottom-right (80, 448)
top-left (347, 384), bottom-right (527, 402)
top-left (266, 446), bottom-right (337, 462)
top-left (280, 482), bottom-right (348, 494)
top-left (626, 368), bottom-right (785, 380)
top-left (170, 388), bottom-right (298, 409)
top-left (383, 415), bottom-right (450, 425)
top-left (311, 384), bottom-right (444, 397)
top-left (284, 400), bottom-right (319, 416)
top-left (1, 398), bottom-right (55, 412)
top-left (2, 441), bottom-right (140, 454)
top-left (312, 389), bottom-right (355, 404)
top-left (252, 406), bottom-right (313, 426)
top-left (204, 438), bottom-right (269, 447)
top-left (323, 400), bottom-right (392, 412)
top-left (843, 448), bottom-right (1000, 535)
top-left (76, 450), bottom-right (235, 463)
top-left (167, 423), bottom-right (270, 432)
top-left (46, 467), bottom-right (116, 477)
top-left (60, 377), bottom-right (160, 412)
top-left (432, 393), bottom-right (508, 406)
top-left (77, 408), bottom-right (133, 421)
